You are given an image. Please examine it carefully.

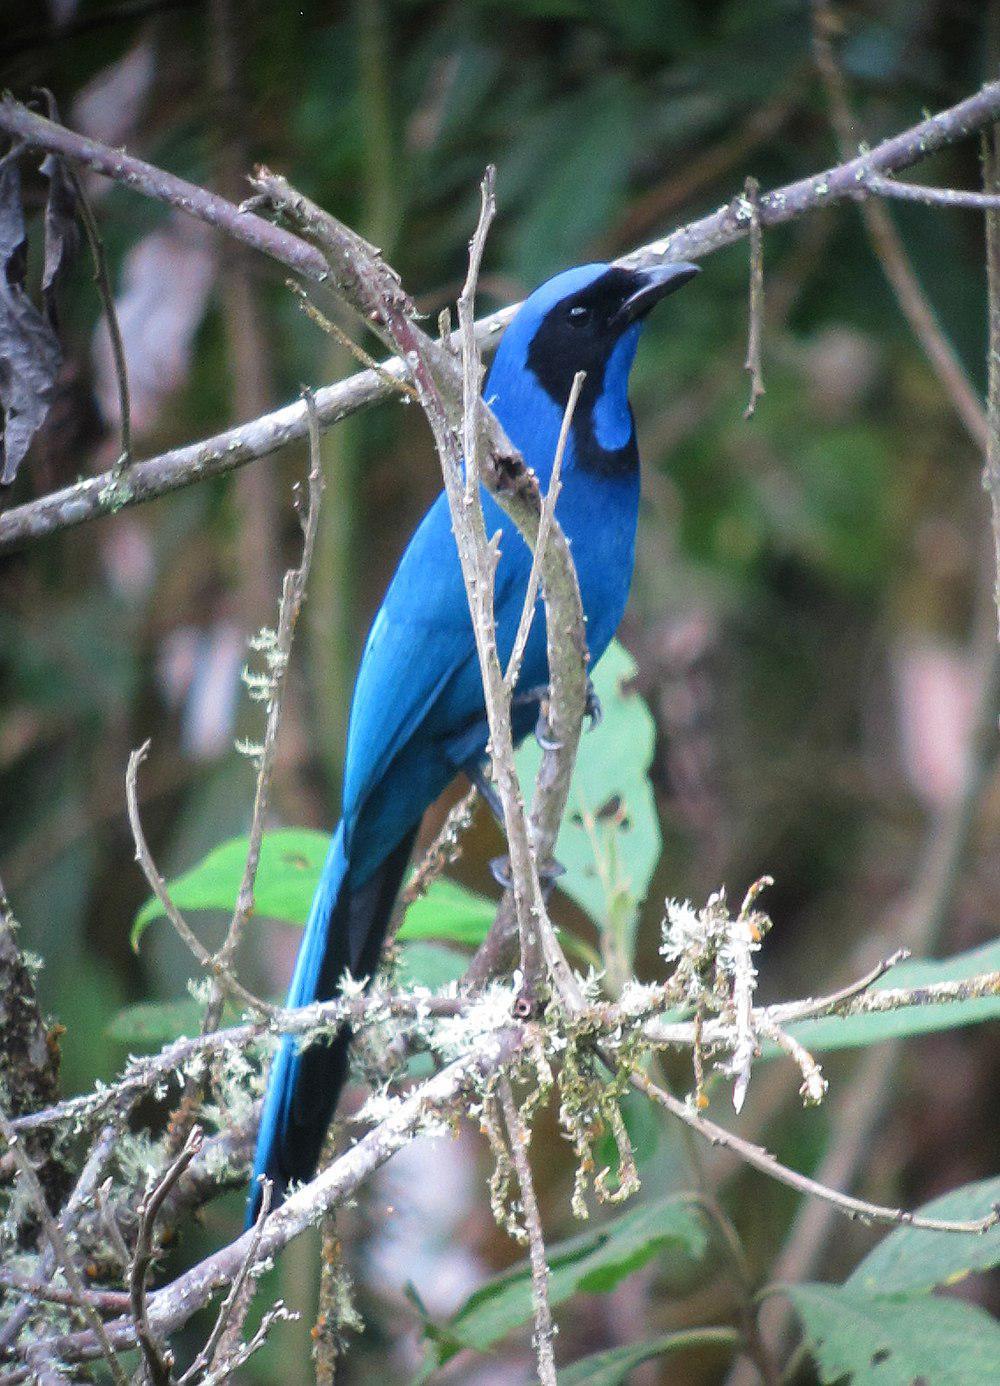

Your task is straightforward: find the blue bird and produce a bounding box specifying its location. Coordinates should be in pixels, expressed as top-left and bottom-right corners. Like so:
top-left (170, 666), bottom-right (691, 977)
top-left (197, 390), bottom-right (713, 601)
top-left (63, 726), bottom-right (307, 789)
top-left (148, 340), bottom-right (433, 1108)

top-left (248, 259), bottom-right (698, 1222)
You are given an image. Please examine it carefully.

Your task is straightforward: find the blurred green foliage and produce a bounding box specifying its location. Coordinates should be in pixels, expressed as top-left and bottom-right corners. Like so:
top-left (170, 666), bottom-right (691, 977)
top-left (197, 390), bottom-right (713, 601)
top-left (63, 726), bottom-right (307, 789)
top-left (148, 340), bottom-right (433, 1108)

top-left (1, 0), bottom-right (998, 1380)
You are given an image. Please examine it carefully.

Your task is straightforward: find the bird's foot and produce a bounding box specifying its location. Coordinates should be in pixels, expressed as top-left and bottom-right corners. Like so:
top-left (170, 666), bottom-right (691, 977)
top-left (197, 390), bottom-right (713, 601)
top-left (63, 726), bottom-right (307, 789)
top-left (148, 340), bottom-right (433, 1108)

top-left (489, 855), bottom-right (565, 895)
top-left (489, 854), bottom-right (513, 890)
top-left (584, 679), bottom-right (603, 730)
top-left (465, 761), bottom-right (505, 829)
top-left (534, 709), bottom-right (562, 752)
top-left (534, 680), bottom-right (601, 750)
top-left (512, 683), bottom-right (548, 708)
top-left (539, 858), bottom-right (566, 895)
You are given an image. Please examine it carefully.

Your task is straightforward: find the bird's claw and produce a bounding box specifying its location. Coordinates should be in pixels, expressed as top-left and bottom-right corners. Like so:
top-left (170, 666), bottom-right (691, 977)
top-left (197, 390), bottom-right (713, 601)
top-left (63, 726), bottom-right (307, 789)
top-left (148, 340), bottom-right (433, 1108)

top-left (534, 682), bottom-right (600, 748)
top-left (538, 858), bottom-right (565, 896)
top-left (584, 680), bottom-right (602, 731)
top-left (489, 855), bottom-right (565, 896)
top-left (490, 855), bottom-right (514, 890)
top-left (534, 710), bottom-right (563, 752)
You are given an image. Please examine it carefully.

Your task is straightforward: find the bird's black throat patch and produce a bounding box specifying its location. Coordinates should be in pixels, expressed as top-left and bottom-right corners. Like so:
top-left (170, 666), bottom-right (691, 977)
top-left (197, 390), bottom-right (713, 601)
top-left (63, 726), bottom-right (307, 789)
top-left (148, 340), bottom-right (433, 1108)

top-left (526, 267), bottom-right (640, 477)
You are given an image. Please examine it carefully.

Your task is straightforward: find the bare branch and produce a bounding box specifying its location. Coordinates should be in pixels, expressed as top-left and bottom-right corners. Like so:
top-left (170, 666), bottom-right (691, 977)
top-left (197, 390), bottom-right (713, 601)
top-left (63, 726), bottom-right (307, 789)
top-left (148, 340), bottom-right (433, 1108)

top-left (863, 172), bottom-right (1000, 210)
top-left (505, 369), bottom-right (585, 693)
top-left (630, 1069), bottom-right (999, 1236)
top-left (125, 740), bottom-right (276, 1018)
top-left (0, 1105), bottom-right (129, 1386)
top-left (0, 95), bottom-right (328, 281)
top-left (500, 1078), bottom-right (557, 1386)
top-left (741, 176), bottom-right (765, 419)
top-left (130, 1127), bottom-right (203, 1385)
top-left (809, 0), bottom-right (988, 452)
top-left (5, 79), bottom-right (1000, 549)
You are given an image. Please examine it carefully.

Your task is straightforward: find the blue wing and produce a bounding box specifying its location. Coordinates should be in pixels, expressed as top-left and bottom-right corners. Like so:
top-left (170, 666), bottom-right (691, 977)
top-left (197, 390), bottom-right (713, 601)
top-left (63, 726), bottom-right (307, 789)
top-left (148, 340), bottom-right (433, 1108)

top-left (342, 488), bottom-right (544, 837)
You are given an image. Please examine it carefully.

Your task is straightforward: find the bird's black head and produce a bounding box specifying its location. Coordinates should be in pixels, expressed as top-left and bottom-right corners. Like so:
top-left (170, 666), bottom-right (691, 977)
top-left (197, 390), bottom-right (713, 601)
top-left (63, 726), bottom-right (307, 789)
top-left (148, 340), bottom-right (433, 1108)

top-left (522, 262), bottom-right (699, 408)
top-left (487, 260), bottom-right (698, 476)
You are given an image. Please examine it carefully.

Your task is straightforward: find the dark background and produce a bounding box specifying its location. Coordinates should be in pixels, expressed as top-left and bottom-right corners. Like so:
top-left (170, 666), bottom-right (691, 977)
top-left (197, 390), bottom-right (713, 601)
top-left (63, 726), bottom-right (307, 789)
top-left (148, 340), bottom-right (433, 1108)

top-left (1, 1), bottom-right (997, 1380)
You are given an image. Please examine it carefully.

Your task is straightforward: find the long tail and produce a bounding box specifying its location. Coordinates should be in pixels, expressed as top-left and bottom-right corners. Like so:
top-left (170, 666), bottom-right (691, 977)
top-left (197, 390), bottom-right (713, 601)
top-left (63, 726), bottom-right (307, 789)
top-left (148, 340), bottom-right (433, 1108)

top-left (247, 821), bottom-right (417, 1225)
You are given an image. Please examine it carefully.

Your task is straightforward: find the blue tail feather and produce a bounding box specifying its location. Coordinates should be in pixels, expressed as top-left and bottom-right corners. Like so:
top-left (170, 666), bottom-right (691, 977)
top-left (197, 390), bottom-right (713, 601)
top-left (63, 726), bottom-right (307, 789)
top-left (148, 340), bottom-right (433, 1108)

top-left (248, 825), bottom-right (349, 1225)
top-left (247, 822), bottom-right (417, 1227)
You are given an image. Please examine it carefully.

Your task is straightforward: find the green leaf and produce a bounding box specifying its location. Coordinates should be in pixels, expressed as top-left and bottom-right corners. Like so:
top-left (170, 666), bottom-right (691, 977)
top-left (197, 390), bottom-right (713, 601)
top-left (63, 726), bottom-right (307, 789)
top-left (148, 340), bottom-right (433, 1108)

top-left (396, 879), bottom-right (495, 946)
top-left (108, 996), bottom-right (215, 1047)
top-left (131, 828), bottom-right (330, 948)
top-left (427, 1195), bottom-right (709, 1363)
top-left (515, 640), bottom-right (660, 974)
top-left (594, 1087), bottom-right (662, 1185)
top-left (109, 943), bottom-right (468, 1050)
top-left (557, 1328), bottom-right (738, 1384)
top-left (846, 1176), bottom-right (1000, 1296)
top-left (777, 940), bottom-right (1000, 1056)
top-left (395, 941), bottom-right (468, 990)
top-left (133, 824), bottom-right (496, 951)
top-left (786, 1283), bottom-right (1000, 1385)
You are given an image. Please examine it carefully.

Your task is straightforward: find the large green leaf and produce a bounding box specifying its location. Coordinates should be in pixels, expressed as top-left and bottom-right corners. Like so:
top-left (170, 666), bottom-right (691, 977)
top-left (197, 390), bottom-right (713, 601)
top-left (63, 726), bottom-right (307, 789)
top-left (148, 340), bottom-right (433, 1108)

top-left (108, 996), bottom-right (212, 1047)
top-left (786, 1284), bottom-right (1000, 1385)
top-left (778, 940), bottom-right (1000, 1055)
top-left (557, 1328), bottom-right (738, 1385)
top-left (131, 828), bottom-right (330, 947)
top-left (397, 880), bottom-right (494, 946)
top-left (132, 827), bottom-right (496, 950)
top-left (515, 640), bottom-right (660, 975)
top-left (846, 1176), bottom-right (1000, 1296)
top-left (394, 941), bottom-right (468, 990)
top-left (107, 940), bottom-right (466, 1049)
top-left (424, 1195), bottom-right (709, 1367)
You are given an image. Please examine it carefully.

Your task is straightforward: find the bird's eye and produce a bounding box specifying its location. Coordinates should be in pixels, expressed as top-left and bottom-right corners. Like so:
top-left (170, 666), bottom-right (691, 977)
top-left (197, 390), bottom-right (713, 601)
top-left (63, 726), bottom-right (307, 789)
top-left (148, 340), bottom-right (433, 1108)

top-left (567, 304), bottom-right (591, 326)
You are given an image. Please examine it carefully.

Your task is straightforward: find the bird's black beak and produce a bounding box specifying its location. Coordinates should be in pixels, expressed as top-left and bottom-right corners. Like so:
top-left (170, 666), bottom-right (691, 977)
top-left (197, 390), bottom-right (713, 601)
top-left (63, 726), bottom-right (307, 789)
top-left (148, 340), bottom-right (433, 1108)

top-left (612, 261), bottom-right (700, 328)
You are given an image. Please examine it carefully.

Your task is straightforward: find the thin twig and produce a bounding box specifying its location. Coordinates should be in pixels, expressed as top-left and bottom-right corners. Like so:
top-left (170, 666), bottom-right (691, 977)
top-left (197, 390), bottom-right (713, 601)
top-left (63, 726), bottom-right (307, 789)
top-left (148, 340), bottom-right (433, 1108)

top-left (288, 280), bottom-right (420, 400)
top-left (125, 740), bottom-right (276, 1017)
top-left (742, 176), bottom-right (765, 419)
top-left (14, 1029), bottom-right (524, 1376)
top-left (178, 1179), bottom-right (272, 1383)
top-left (68, 168), bottom-right (131, 469)
top-left (451, 170), bottom-right (584, 1006)
top-left (452, 171), bottom-right (545, 983)
top-left (130, 1126), bottom-right (204, 1386)
top-left (400, 785), bottom-right (479, 906)
top-left (810, 0), bottom-right (988, 452)
top-left (6, 81), bottom-right (1000, 549)
top-left (630, 1069), bottom-right (999, 1235)
top-left (863, 172), bottom-right (1000, 210)
top-left (96, 1178), bottom-right (131, 1270)
top-left (762, 948), bottom-right (910, 1021)
top-left (499, 1078), bottom-right (557, 1386)
top-left (757, 1018), bottom-right (828, 1105)
top-left (985, 115), bottom-right (1000, 635)
top-left (0, 1271), bottom-right (130, 1315)
top-left (202, 388), bottom-right (325, 1031)
top-left (505, 369), bottom-right (585, 692)
top-left (0, 1106), bottom-right (129, 1386)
